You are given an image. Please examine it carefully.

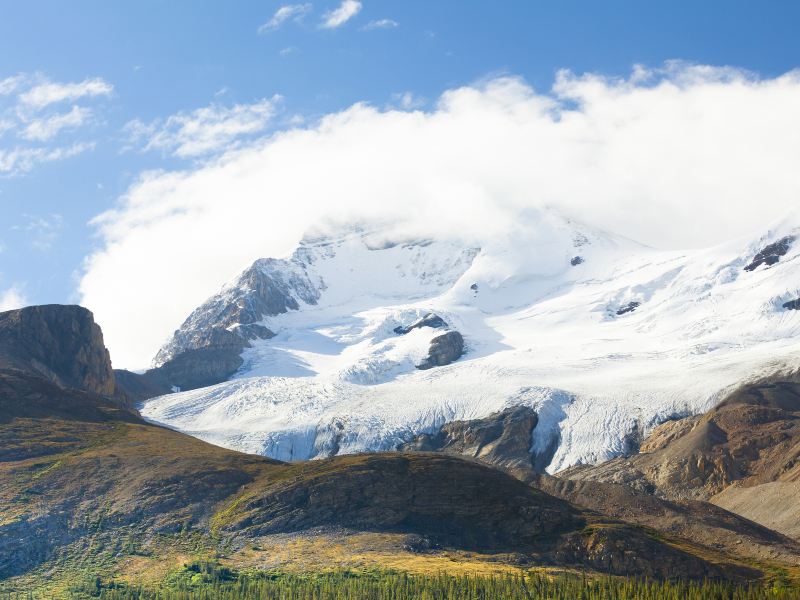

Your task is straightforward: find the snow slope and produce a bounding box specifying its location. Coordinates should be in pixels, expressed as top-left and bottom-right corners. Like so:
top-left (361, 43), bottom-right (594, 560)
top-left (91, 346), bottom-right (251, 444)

top-left (141, 210), bottom-right (800, 472)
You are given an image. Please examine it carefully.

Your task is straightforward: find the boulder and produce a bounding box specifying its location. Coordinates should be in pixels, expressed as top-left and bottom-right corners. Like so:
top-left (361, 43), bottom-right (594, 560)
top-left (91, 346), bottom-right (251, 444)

top-left (417, 331), bottom-right (464, 370)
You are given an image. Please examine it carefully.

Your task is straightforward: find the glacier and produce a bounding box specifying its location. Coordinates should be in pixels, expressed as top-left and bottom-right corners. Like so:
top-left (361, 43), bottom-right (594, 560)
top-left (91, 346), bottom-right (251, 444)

top-left (140, 210), bottom-right (800, 473)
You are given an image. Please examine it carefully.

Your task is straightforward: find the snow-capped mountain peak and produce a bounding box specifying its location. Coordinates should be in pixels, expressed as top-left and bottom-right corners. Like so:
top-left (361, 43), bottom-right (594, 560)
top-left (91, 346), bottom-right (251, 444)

top-left (142, 211), bottom-right (800, 473)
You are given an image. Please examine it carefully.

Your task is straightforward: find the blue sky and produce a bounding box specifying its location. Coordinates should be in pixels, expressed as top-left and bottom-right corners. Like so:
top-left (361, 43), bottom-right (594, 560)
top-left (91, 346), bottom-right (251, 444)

top-left (2, 1), bottom-right (800, 357)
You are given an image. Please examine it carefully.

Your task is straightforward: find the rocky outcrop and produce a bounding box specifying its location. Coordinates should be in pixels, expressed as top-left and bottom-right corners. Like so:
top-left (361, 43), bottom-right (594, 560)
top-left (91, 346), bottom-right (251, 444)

top-left (557, 380), bottom-right (800, 540)
top-left (535, 474), bottom-right (800, 567)
top-left (400, 406), bottom-right (540, 472)
top-left (744, 236), bottom-right (795, 271)
top-left (148, 328), bottom-right (253, 391)
top-left (149, 258), bottom-right (323, 391)
top-left (783, 298), bottom-right (800, 310)
top-left (393, 312), bottom-right (447, 335)
top-left (114, 369), bottom-right (172, 404)
top-left (570, 256), bottom-right (584, 266)
top-left (616, 301), bottom-right (640, 316)
top-left (0, 305), bottom-right (115, 396)
top-left (417, 331), bottom-right (464, 370)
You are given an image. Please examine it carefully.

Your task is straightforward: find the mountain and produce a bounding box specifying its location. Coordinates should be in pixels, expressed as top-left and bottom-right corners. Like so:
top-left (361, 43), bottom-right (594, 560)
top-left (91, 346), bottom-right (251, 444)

top-left (139, 210), bottom-right (800, 473)
top-left (2, 304), bottom-right (764, 594)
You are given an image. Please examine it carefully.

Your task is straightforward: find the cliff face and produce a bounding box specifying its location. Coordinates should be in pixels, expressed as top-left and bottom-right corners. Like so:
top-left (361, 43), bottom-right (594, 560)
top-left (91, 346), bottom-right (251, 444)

top-left (0, 305), bottom-right (115, 397)
top-left (400, 406), bottom-right (541, 472)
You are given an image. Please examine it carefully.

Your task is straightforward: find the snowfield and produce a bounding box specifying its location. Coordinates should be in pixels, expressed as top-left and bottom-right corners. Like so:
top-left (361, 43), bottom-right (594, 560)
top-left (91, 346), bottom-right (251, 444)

top-left (141, 210), bottom-right (800, 472)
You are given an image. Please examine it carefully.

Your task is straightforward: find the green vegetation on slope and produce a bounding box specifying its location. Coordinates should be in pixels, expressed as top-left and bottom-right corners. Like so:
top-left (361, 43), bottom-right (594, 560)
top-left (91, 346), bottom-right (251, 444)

top-left (5, 563), bottom-right (797, 600)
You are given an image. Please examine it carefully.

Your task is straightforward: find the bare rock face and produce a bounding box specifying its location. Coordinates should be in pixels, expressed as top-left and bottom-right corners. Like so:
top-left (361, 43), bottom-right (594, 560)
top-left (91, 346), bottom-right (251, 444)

top-left (0, 305), bottom-right (115, 396)
top-left (113, 369), bottom-right (172, 404)
top-left (400, 406), bottom-right (541, 472)
top-left (149, 258), bottom-right (323, 391)
top-left (417, 331), bottom-right (464, 370)
top-left (147, 328), bottom-right (253, 391)
top-left (784, 298), bottom-right (800, 310)
top-left (744, 236), bottom-right (795, 271)
top-left (393, 312), bottom-right (447, 335)
top-left (616, 301), bottom-right (640, 316)
top-left (557, 380), bottom-right (800, 540)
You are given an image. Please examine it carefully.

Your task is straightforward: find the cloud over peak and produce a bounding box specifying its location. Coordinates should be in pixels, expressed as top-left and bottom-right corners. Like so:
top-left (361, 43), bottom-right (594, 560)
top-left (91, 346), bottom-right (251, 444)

top-left (81, 64), bottom-right (800, 368)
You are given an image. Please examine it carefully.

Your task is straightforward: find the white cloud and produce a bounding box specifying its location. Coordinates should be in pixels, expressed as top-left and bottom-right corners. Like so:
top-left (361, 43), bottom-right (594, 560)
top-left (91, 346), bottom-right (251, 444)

top-left (321, 0), bottom-right (361, 28)
top-left (21, 106), bottom-right (90, 141)
top-left (0, 142), bottom-right (93, 175)
top-left (362, 18), bottom-right (398, 30)
top-left (81, 64), bottom-right (800, 368)
top-left (0, 75), bottom-right (24, 96)
top-left (0, 74), bottom-right (110, 175)
top-left (258, 3), bottom-right (312, 33)
top-left (391, 91), bottom-right (426, 110)
top-left (19, 77), bottom-right (113, 109)
top-left (124, 97), bottom-right (280, 158)
top-left (0, 118), bottom-right (14, 137)
top-left (0, 285), bottom-right (27, 311)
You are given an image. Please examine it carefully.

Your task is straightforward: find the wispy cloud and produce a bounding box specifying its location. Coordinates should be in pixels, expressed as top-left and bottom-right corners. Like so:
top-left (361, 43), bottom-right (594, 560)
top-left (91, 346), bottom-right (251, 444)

top-left (279, 46), bottom-right (299, 56)
top-left (391, 91), bottom-right (426, 110)
top-left (258, 3), bottom-right (312, 33)
top-left (321, 0), bottom-right (361, 28)
top-left (0, 118), bottom-right (14, 137)
top-left (0, 75), bottom-right (24, 96)
top-left (124, 97), bottom-right (281, 158)
top-left (0, 142), bottom-right (93, 176)
top-left (19, 77), bottom-right (113, 109)
top-left (0, 285), bottom-right (27, 311)
top-left (362, 18), bottom-right (398, 30)
top-left (21, 106), bottom-right (91, 141)
top-left (0, 74), bottom-right (110, 175)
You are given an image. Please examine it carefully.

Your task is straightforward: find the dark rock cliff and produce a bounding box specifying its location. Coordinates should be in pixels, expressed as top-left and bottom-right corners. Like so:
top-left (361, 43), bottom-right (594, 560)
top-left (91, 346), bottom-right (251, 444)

top-left (0, 305), bottom-right (115, 396)
top-left (744, 236), bottom-right (795, 272)
top-left (400, 406), bottom-right (540, 472)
